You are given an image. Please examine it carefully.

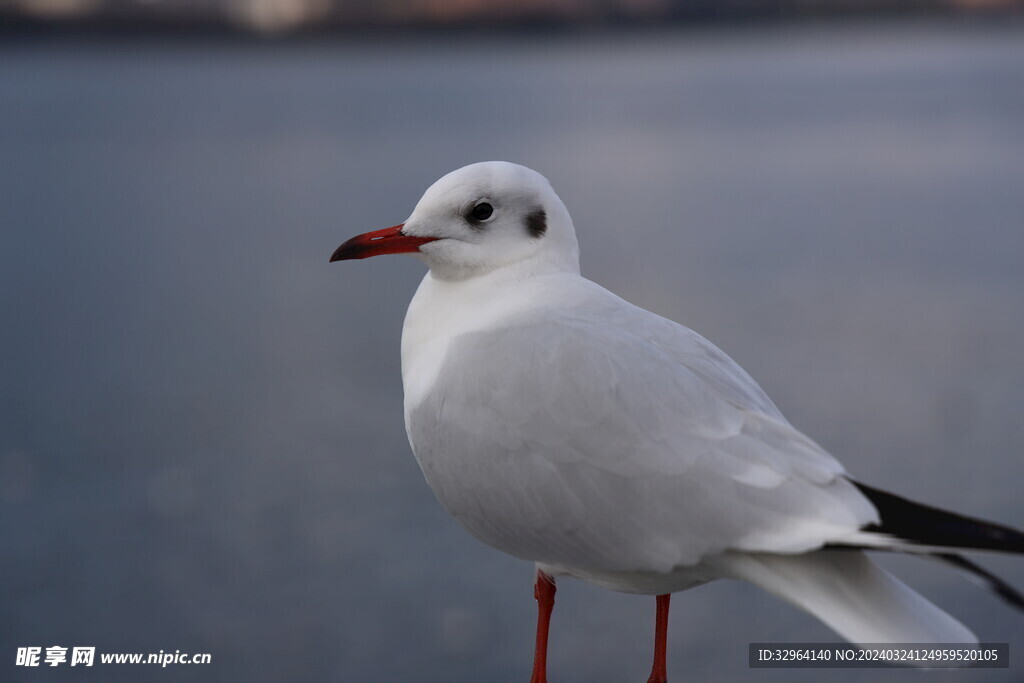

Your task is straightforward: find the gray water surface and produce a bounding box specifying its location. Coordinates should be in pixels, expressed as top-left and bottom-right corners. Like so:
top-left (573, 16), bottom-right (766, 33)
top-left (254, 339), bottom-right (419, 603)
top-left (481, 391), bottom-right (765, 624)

top-left (2, 21), bottom-right (1024, 683)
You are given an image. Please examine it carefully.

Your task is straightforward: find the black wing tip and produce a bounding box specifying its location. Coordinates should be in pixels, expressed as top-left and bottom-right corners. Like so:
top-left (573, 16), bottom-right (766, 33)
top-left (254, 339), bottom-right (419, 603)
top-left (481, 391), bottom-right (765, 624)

top-left (935, 553), bottom-right (1024, 613)
top-left (852, 480), bottom-right (1024, 555)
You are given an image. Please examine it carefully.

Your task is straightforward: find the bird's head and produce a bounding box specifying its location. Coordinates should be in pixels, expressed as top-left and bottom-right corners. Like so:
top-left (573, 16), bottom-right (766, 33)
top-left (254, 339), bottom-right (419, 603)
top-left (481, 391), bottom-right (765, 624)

top-left (331, 161), bottom-right (580, 281)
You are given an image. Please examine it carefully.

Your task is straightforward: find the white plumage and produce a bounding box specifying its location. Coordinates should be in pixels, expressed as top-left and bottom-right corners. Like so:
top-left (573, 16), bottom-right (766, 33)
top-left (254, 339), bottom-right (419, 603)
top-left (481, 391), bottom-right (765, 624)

top-left (406, 276), bottom-right (878, 571)
top-left (332, 162), bottom-right (1024, 679)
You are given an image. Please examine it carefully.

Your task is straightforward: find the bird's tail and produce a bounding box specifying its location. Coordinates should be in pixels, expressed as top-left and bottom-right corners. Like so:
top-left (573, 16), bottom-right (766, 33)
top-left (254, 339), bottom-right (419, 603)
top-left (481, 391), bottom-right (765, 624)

top-left (831, 481), bottom-right (1024, 610)
top-left (721, 549), bottom-right (978, 645)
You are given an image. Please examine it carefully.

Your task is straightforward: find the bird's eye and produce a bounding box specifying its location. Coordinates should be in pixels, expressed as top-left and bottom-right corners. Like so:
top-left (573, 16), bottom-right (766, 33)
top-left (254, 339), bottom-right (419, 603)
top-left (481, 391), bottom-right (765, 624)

top-left (468, 202), bottom-right (493, 222)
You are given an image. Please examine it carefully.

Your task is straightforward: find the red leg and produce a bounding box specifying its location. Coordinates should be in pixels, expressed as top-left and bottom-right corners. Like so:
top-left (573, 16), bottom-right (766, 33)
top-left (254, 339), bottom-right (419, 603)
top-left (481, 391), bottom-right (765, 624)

top-left (530, 569), bottom-right (556, 683)
top-left (646, 594), bottom-right (671, 683)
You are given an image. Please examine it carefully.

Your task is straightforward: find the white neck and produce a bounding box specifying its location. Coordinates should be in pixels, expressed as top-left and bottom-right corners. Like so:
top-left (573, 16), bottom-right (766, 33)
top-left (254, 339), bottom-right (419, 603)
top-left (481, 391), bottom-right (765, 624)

top-left (400, 255), bottom-right (579, 412)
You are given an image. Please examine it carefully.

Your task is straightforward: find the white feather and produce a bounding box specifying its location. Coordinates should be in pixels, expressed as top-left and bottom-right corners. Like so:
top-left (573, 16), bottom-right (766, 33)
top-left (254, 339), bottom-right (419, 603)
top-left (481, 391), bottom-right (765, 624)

top-left (721, 550), bottom-right (977, 644)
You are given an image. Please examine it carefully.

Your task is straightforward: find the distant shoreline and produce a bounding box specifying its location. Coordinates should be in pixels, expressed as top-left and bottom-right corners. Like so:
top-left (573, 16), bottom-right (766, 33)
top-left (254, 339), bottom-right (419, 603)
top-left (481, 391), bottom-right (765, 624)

top-left (1, 3), bottom-right (1020, 41)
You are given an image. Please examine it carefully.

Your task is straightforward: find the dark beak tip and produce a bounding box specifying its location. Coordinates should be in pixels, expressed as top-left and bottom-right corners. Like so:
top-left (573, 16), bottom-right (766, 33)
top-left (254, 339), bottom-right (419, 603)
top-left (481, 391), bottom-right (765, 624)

top-left (329, 224), bottom-right (423, 264)
top-left (329, 240), bottom-right (356, 263)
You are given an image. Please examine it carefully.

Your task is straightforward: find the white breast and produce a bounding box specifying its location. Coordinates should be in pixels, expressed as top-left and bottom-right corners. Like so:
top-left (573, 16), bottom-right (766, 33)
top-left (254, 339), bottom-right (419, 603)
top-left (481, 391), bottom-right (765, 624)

top-left (400, 268), bottom-right (581, 413)
top-left (399, 268), bottom-right (874, 579)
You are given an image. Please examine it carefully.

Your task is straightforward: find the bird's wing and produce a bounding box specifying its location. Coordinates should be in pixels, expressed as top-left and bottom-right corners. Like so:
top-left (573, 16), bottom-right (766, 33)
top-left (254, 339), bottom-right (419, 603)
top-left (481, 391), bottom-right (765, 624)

top-left (406, 285), bottom-right (878, 574)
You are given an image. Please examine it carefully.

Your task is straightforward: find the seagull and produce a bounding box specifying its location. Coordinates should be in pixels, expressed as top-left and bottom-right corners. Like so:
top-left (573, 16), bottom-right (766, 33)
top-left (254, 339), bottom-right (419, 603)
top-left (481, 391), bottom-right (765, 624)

top-left (331, 161), bottom-right (1024, 682)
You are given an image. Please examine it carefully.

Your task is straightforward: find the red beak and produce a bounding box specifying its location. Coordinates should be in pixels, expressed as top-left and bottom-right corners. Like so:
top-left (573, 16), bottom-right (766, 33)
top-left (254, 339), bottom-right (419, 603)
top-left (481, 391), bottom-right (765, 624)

top-left (329, 224), bottom-right (436, 262)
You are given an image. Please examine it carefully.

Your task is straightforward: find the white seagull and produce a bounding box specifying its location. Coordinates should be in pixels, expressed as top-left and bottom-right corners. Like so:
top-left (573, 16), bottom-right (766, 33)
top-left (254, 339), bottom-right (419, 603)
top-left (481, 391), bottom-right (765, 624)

top-left (331, 161), bottom-right (1024, 682)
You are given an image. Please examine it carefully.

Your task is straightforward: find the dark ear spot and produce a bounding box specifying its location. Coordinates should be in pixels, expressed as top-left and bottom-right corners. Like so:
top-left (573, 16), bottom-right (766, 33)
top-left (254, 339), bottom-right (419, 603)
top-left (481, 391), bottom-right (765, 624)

top-left (525, 209), bottom-right (547, 239)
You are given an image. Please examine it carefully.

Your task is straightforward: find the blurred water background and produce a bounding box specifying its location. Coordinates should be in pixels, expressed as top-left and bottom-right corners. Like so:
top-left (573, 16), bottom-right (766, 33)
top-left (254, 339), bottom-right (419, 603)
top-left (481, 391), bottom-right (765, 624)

top-left (2, 13), bottom-right (1024, 683)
